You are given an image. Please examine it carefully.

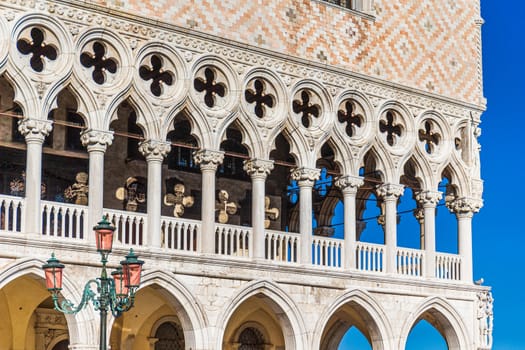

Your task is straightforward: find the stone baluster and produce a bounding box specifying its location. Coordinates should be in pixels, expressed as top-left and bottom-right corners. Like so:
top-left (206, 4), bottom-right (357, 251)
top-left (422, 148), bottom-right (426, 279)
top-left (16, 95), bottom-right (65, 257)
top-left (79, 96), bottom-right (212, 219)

top-left (18, 118), bottom-right (53, 234)
top-left (291, 167), bottom-right (320, 265)
top-left (415, 190), bottom-right (442, 277)
top-left (447, 197), bottom-right (482, 282)
top-left (244, 159), bottom-right (274, 260)
top-left (80, 129), bottom-right (114, 237)
top-left (376, 183), bottom-right (404, 274)
top-left (139, 140), bottom-right (171, 248)
top-left (335, 175), bottom-right (364, 270)
top-left (194, 149), bottom-right (224, 254)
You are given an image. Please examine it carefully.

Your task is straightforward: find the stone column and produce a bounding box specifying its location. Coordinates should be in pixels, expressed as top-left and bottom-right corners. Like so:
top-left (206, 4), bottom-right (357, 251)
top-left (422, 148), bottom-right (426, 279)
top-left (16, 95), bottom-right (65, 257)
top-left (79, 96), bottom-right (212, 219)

top-left (18, 118), bottom-right (53, 234)
top-left (291, 167), bottom-right (320, 265)
top-left (447, 197), bottom-right (482, 282)
top-left (80, 129), bottom-right (114, 237)
top-left (376, 183), bottom-right (404, 274)
top-left (244, 159), bottom-right (274, 260)
top-left (194, 149), bottom-right (224, 254)
top-left (416, 190), bottom-right (442, 278)
top-left (335, 175), bottom-right (364, 270)
top-left (139, 140), bottom-right (171, 248)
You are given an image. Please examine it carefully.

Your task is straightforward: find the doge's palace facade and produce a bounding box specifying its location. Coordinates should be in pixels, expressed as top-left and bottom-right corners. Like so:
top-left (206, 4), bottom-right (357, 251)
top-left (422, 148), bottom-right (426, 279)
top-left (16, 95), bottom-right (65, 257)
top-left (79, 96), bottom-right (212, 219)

top-left (0, 1), bottom-right (492, 349)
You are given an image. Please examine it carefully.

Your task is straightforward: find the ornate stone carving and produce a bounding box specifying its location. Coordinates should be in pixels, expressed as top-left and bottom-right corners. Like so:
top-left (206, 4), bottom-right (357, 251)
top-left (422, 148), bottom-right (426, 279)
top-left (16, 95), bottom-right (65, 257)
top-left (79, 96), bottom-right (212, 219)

top-left (477, 291), bottom-right (493, 349)
top-left (243, 159), bottom-right (274, 179)
top-left (17, 118), bottom-right (53, 143)
top-left (80, 129), bottom-right (114, 152)
top-left (334, 175), bottom-right (364, 194)
top-left (446, 197), bottom-right (483, 216)
top-left (375, 183), bottom-right (404, 200)
top-left (164, 184), bottom-right (194, 218)
top-left (415, 190), bottom-right (442, 207)
top-left (215, 190), bottom-right (237, 224)
top-left (115, 177), bottom-right (146, 212)
top-left (290, 167), bottom-right (321, 187)
top-left (9, 171), bottom-right (46, 198)
top-left (264, 196), bottom-right (279, 229)
top-left (193, 149), bottom-right (224, 171)
top-left (138, 139), bottom-right (171, 160)
top-left (64, 172), bottom-right (89, 205)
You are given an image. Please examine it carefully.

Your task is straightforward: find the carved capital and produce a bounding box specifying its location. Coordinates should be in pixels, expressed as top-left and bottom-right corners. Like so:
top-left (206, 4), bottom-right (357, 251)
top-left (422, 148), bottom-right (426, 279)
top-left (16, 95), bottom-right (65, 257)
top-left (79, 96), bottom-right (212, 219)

top-left (243, 159), bottom-right (274, 179)
top-left (415, 190), bottom-right (442, 208)
top-left (18, 118), bottom-right (53, 143)
top-left (290, 167), bottom-right (320, 187)
top-left (413, 207), bottom-right (425, 223)
top-left (193, 149), bottom-right (224, 171)
top-left (446, 196), bottom-right (483, 216)
top-left (335, 175), bottom-right (364, 194)
top-left (375, 183), bottom-right (404, 200)
top-left (138, 139), bottom-right (171, 161)
top-left (80, 129), bottom-right (114, 152)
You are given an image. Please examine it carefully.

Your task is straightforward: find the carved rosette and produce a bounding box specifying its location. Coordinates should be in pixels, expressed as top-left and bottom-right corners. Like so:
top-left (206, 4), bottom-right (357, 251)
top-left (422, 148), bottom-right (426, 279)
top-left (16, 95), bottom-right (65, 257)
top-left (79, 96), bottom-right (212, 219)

top-left (80, 129), bottom-right (114, 152)
top-left (334, 175), bottom-right (364, 194)
top-left (415, 190), bottom-right (442, 208)
top-left (290, 167), bottom-right (321, 187)
top-left (17, 118), bottom-right (53, 143)
top-left (375, 183), bottom-right (405, 201)
top-left (243, 159), bottom-right (274, 179)
top-left (446, 196), bottom-right (483, 217)
top-left (193, 149), bottom-right (224, 171)
top-left (138, 139), bottom-right (171, 161)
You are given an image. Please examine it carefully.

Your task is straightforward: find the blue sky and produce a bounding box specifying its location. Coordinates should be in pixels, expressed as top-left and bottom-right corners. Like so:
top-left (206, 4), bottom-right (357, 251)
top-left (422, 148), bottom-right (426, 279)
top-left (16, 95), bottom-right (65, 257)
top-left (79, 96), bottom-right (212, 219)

top-left (338, 1), bottom-right (524, 348)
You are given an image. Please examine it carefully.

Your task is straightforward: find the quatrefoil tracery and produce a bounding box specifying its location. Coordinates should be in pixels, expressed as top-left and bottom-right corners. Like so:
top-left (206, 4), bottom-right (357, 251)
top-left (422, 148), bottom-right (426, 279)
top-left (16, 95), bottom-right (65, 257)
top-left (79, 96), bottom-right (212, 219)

top-left (418, 120), bottom-right (441, 154)
top-left (379, 111), bottom-right (402, 147)
top-left (245, 79), bottom-right (275, 118)
top-left (80, 42), bottom-right (118, 85)
top-left (16, 27), bottom-right (57, 72)
top-left (293, 90), bottom-right (320, 128)
top-left (338, 100), bottom-right (363, 137)
top-left (139, 54), bottom-right (174, 97)
top-left (194, 67), bottom-right (226, 108)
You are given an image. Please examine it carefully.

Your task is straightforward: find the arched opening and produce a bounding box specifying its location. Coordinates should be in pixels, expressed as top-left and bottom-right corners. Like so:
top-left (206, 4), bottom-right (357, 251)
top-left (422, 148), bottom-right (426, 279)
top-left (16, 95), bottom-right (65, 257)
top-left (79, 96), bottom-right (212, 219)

top-left (437, 171), bottom-right (459, 254)
top-left (405, 319), bottom-right (447, 350)
top-left (222, 294), bottom-right (286, 350)
top-left (110, 284), bottom-right (188, 350)
top-left (338, 326), bottom-right (372, 349)
top-left (398, 159), bottom-right (423, 250)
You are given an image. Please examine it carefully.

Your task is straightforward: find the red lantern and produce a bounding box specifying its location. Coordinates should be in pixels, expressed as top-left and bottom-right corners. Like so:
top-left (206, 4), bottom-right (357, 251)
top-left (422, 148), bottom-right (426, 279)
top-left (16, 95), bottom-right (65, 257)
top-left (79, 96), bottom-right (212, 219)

top-left (94, 216), bottom-right (115, 253)
top-left (42, 254), bottom-right (64, 292)
top-left (111, 267), bottom-right (129, 297)
top-left (121, 249), bottom-right (144, 288)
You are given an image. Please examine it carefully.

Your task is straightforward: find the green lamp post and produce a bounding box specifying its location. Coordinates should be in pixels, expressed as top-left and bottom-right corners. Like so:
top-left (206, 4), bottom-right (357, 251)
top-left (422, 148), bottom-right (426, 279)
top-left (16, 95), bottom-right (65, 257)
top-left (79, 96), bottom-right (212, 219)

top-left (42, 216), bottom-right (144, 350)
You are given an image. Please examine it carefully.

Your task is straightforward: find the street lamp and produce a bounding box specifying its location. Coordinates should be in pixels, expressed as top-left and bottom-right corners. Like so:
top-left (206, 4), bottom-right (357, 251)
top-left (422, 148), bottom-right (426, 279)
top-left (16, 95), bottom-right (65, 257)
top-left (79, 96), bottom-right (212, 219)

top-left (42, 216), bottom-right (144, 350)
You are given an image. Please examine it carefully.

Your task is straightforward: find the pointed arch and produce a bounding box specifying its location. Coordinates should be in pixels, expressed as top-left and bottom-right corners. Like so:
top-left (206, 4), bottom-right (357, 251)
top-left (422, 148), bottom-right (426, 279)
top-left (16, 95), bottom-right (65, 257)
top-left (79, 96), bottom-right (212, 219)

top-left (398, 296), bottom-right (469, 350)
top-left (215, 279), bottom-right (308, 350)
top-left (0, 257), bottom-right (97, 348)
top-left (313, 288), bottom-right (394, 350)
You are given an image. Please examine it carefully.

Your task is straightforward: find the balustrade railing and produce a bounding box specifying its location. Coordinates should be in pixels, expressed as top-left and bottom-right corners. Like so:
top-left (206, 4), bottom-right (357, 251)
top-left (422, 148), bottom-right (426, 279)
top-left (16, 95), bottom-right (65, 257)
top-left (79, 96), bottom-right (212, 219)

top-left (396, 247), bottom-right (424, 277)
top-left (41, 201), bottom-right (87, 239)
top-left (356, 242), bottom-right (384, 272)
top-left (312, 236), bottom-right (343, 268)
top-left (435, 252), bottom-right (461, 280)
top-left (105, 209), bottom-right (146, 247)
top-left (265, 230), bottom-right (300, 263)
top-left (0, 195), bottom-right (23, 233)
top-left (215, 224), bottom-right (251, 257)
top-left (161, 216), bottom-right (200, 252)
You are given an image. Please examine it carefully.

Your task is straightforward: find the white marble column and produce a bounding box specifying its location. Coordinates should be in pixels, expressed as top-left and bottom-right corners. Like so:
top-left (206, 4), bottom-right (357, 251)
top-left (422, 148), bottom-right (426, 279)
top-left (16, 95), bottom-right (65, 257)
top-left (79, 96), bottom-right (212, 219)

top-left (80, 129), bottom-right (113, 237)
top-left (139, 140), bottom-right (171, 248)
top-left (447, 197), bottom-right (482, 283)
top-left (291, 167), bottom-right (320, 265)
top-left (335, 175), bottom-right (364, 270)
top-left (18, 118), bottom-right (53, 235)
top-left (376, 183), bottom-right (404, 274)
top-left (243, 159), bottom-right (274, 260)
top-left (416, 190), bottom-right (442, 278)
top-left (194, 149), bottom-right (224, 254)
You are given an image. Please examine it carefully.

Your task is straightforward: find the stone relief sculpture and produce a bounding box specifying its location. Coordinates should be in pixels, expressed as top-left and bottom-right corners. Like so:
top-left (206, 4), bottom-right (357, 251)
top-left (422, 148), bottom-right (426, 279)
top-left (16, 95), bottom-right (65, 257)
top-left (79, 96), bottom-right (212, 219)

top-left (164, 183), bottom-right (194, 217)
top-left (64, 172), bottom-right (89, 205)
top-left (115, 177), bottom-right (146, 212)
top-left (215, 190), bottom-right (237, 224)
top-left (477, 291), bottom-right (494, 349)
